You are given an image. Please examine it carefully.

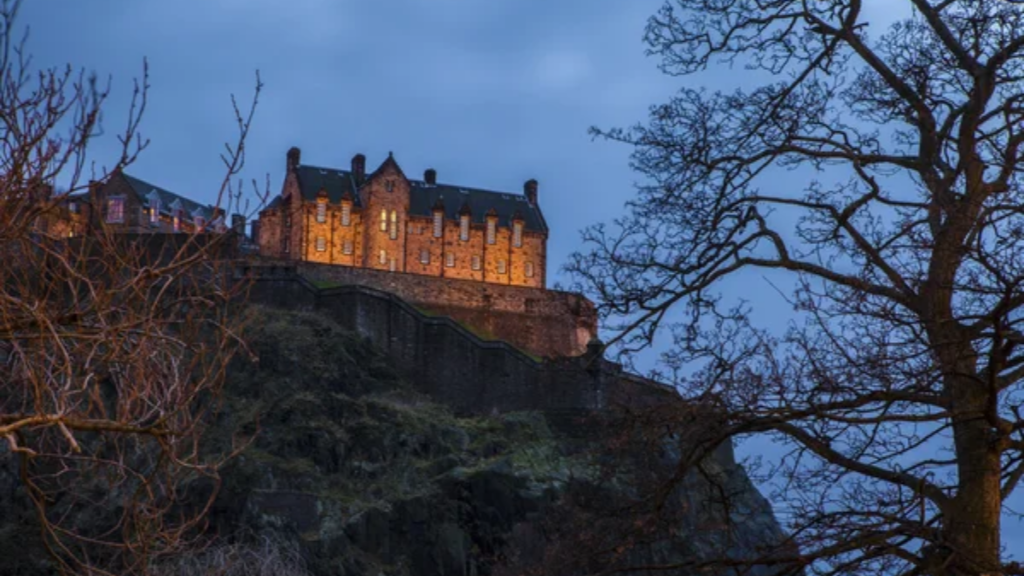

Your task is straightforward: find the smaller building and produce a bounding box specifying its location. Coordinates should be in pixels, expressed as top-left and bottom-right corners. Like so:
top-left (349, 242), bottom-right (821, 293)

top-left (257, 148), bottom-right (548, 288)
top-left (45, 171), bottom-right (242, 238)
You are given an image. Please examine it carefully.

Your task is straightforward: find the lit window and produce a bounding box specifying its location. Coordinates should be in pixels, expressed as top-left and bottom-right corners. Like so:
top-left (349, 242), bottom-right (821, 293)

top-left (389, 211), bottom-right (398, 240)
top-left (379, 249), bottom-right (387, 265)
top-left (195, 216), bottom-right (206, 231)
top-left (460, 215), bottom-right (469, 241)
top-left (173, 211), bottom-right (183, 232)
top-left (343, 239), bottom-right (353, 255)
top-left (341, 203), bottom-right (351, 226)
top-left (497, 260), bottom-right (507, 274)
top-left (380, 209), bottom-right (387, 231)
top-left (486, 219), bottom-right (496, 245)
top-left (316, 236), bottom-right (326, 252)
top-left (513, 222), bottom-right (523, 247)
top-left (316, 201), bottom-right (327, 223)
top-left (389, 257), bottom-right (397, 272)
top-left (106, 196), bottom-right (125, 223)
top-left (433, 212), bottom-right (443, 237)
top-left (420, 249), bottom-right (429, 264)
top-left (471, 255), bottom-right (481, 271)
top-left (525, 262), bottom-right (534, 278)
top-left (445, 252), bottom-right (454, 267)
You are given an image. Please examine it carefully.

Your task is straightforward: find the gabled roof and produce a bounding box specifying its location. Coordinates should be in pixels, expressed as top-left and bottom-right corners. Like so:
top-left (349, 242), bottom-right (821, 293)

top-left (284, 163), bottom-right (547, 233)
top-left (120, 173), bottom-right (217, 218)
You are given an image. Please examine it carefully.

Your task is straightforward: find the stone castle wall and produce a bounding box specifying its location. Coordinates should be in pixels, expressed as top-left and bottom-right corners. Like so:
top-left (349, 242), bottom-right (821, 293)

top-left (242, 266), bottom-right (675, 416)
top-left (277, 260), bottom-right (596, 358)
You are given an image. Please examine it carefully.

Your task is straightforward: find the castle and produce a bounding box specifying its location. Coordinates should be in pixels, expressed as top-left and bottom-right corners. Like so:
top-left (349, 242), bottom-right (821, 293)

top-left (45, 147), bottom-right (595, 358)
top-left (256, 148), bottom-right (547, 288)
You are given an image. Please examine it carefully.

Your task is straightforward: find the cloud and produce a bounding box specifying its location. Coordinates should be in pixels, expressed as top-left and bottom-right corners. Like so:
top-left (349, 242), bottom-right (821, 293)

top-left (533, 48), bottom-right (593, 91)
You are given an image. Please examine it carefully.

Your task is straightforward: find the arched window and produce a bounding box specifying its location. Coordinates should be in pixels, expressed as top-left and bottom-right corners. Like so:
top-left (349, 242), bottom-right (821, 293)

top-left (380, 209), bottom-right (387, 231)
top-left (389, 210), bottom-right (398, 240)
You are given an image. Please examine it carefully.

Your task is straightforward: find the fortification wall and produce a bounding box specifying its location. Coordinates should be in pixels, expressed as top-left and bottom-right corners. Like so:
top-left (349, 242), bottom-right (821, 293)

top-left (275, 260), bottom-right (597, 358)
top-left (241, 266), bottom-right (676, 416)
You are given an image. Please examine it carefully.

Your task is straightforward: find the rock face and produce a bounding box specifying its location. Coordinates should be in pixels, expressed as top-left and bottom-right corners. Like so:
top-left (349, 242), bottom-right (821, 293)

top-left (0, 308), bottom-right (788, 576)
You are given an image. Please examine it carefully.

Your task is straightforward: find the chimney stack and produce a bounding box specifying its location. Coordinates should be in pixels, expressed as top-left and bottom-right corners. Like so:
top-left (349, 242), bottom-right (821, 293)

top-left (424, 168), bottom-right (437, 185)
top-left (524, 179), bottom-right (538, 205)
top-left (352, 153), bottom-right (366, 181)
top-left (286, 147), bottom-right (301, 173)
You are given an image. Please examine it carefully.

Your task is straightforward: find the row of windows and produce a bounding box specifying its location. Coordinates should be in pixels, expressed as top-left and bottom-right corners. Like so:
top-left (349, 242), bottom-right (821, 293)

top-left (315, 201), bottom-right (353, 226)
top-left (106, 197), bottom-right (217, 232)
top-left (316, 204), bottom-right (525, 248)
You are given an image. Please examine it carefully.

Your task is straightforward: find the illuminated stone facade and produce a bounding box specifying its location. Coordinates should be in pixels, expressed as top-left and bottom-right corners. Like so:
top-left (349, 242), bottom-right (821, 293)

top-left (257, 148), bottom-right (548, 288)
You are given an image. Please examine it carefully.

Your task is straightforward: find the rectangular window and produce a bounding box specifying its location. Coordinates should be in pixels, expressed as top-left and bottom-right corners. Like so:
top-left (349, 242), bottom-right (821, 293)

top-left (433, 212), bottom-right (443, 237)
top-left (316, 236), bottom-right (326, 252)
top-left (316, 202), bottom-right (327, 223)
top-left (525, 262), bottom-right (534, 278)
top-left (341, 203), bottom-right (351, 226)
top-left (420, 249), bottom-right (429, 264)
top-left (445, 252), bottom-right (454, 267)
top-left (173, 212), bottom-right (182, 232)
top-left (471, 255), bottom-right (481, 271)
top-left (379, 249), bottom-right (387, 265)
top-left (106, 196), bottom-right (125, 223)
top-left (513, 222), bottom-right (523, 247)
top-left (497, 260), bottom-right (507, 274)
top-left (68, 201), bottom-right (78, 214)
top-left (389, 257), bottom-right (397, 272)
top-left (389, 211), bottom-right (398, 240)
top-left (343, 239), bottom-right (353, 255)
top-left (460, 215), bottom-right (469, 241)
top-left (486, 219), bottom-right (496, 244)
top-left (380, 209), bottom-right (388, 231)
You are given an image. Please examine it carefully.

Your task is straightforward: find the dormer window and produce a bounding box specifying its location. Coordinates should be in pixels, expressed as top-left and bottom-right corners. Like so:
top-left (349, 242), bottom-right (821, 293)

top-left (460, 215), bottom-right (469, 241)
top-left (316, 201), bottom-right (327, 223)
top-left (173, 211), bottom-right (183, 232)
top-left (433, 212), bottom-right (443, 237)
top-left (194, 216), bottom-right (206, 231)
top-left (513, 221), bottom-right (523, 248)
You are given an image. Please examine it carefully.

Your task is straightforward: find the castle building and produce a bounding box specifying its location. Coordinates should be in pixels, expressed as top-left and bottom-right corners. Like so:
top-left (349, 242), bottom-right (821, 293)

top-left (45, 171), bottom-right (240, 238)
top-left (256, 148), bottom-right (548, 288)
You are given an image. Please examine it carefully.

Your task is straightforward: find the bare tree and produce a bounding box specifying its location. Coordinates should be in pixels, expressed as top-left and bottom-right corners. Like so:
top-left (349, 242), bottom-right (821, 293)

top-left (569, 1), bottom-right (1024, 575)
top-left (0, 1), bottom-right (265, 574)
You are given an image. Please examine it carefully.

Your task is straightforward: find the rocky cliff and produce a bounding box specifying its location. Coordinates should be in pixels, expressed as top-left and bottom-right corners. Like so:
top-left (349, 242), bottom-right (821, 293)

top-left (0, 307), bottom-right (788, 576)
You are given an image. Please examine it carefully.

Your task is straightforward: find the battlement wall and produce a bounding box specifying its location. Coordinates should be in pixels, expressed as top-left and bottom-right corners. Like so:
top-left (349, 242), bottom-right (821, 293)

top-left (258, 260), bottom-right (597, 358)
top-left (241, 266), bottom-right (676, 416)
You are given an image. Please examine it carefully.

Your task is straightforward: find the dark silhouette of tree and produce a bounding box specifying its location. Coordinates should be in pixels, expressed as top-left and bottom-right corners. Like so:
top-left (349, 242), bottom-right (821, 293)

top-left (569, 1), bottom-right (1024, 575)
top-left (0, 0), bottom-right (265, 573)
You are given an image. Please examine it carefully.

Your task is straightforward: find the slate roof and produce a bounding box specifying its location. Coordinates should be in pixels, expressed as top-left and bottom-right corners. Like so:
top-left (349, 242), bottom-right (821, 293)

top-left (121, 173), bottom-right (219, 220)
top-left (288, 164), bottom-right (547, 233)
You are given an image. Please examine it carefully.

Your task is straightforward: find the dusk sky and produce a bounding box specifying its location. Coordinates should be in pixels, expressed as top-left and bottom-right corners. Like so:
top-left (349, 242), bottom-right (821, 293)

top-left (20, 0), bottom-right (1021, 554)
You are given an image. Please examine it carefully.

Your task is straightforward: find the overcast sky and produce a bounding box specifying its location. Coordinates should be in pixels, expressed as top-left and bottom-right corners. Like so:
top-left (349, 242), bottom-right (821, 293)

top-left (19, 0), bottom-right (1020, 557)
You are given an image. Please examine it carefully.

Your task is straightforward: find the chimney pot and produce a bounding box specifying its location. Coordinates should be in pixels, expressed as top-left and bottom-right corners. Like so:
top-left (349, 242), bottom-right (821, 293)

top-left (424, 168), bottom-right (437, 185)
top-left (286, 147), bottom-right (301, 173)
top-left (352, 153), bottom-right (366, 181)
top-left (524, 179), bottom-right (538, 205)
